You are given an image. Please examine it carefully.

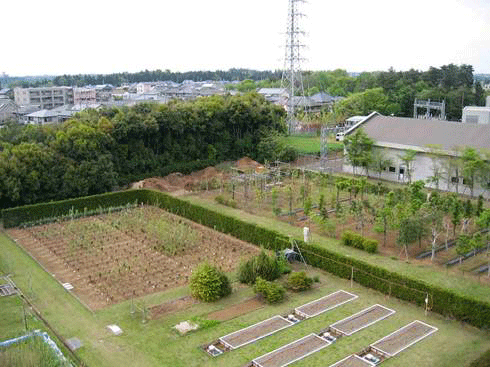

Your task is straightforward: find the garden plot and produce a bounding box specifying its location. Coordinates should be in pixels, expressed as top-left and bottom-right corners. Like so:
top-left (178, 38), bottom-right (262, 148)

top-left (220, 316), bottom-right (294, 350)
top-left (329, 354), bottom-right (375, 367)
top-left (369, 320), bottom-right (437, 358)
top-left (207, 290), bottom-right (358, 356)
top-left (7, 206), bottom-right (259, 310)
top-left (329, 304), bottom-right (395, 336)
top-left (252, 334), bottom-right (330, 367)
top-left (295, 290), bottom-right (358, 318)
top-left (330, 320), bottom-right (438, 367)
top-left (248, 304), bottom-right (395, 367)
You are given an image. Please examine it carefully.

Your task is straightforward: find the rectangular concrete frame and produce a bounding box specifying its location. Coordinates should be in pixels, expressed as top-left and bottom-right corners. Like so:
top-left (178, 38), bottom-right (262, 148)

top-left (252, 334), bottom-right (330, 367)
top-left (329, 354), bottom-right (376, 367)
top-left (295, 290), bottom-right (358, 318)
top-left (219, 315), bottom-right (294, 350)
top-left (370, 320), bottom-right (438, 357)
top-left (330, 304), bottom-right (396, 336)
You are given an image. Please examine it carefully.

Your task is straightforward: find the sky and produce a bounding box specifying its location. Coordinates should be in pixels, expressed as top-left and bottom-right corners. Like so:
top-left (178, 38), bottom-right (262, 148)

top-left (2, 0), bottom-right (490, 76)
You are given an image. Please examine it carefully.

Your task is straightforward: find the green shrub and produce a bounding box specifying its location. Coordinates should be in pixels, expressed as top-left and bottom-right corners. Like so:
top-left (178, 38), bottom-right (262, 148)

top-left (287, 271), bottom-right (313, 292)
top-left (237, 250), bottom-right (282, 284)
top-left (363, 238), bottom-right (378, 254)
top-left (341, 230), bottom-right (355, 247)
top-left (214, 195), bottom-right (237, 208)
top-left (189, 263), bottom-right (231, 302)
top-left (253, 277), bottom-right (285, 304)
top-left (341, 230), bottom-right (377, 253)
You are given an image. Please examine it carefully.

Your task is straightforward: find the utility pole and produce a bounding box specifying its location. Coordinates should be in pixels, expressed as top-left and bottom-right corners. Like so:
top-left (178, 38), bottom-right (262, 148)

top-left (281, 0), bottom-right (307, 134)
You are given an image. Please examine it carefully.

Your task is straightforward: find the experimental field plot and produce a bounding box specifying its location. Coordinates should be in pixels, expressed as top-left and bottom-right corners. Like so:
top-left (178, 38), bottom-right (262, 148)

top-left (329, 354), bottom-right (375, 367)
top-left (295, 290), bottom-right (358, 318)
top-left (370, 320), bottom-right (438, 357)
top-left (329, 320), bottom-right (438, 367)
top-left (329, 304), bottom-right (395, 336)
top-left (252, 334), bottom-right (330, 367)
top-left (249, 304), bottom-right (395, 367)
top-left (220, 316), bottom-right (294, 350)
top-left (206, 290), bottom-right (357, 356)
top-left (7, 206), bottom-right (259, 310)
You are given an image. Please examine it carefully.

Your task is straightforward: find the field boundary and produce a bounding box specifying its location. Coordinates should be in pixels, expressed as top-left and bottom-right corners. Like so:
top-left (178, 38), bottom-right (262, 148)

top-left (4, 189), bottom-right (490, 329)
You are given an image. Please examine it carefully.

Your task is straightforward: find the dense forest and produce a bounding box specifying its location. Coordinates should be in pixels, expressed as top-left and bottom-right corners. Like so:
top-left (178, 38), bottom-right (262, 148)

top-left (0, 93), bottom-right (291, 208)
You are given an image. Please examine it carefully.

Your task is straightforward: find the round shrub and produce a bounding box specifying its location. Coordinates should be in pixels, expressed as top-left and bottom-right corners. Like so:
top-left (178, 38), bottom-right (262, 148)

top-left (253, 277), bottom-right (285, 304)
top-left (190, 262), bottom-right (232, 302)
top-left (363, 238), bottom-right (378, 253)
top-left (286, 271), bottom-right (313, 292)
top-left (238, 250), bottom-right (281, 284)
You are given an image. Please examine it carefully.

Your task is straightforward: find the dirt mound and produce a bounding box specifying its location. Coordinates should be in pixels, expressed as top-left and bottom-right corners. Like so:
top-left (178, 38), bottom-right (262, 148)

top-left (236, 157), bottom-right (261, 169)
top-left (131, 166), bottom-right (226, 193)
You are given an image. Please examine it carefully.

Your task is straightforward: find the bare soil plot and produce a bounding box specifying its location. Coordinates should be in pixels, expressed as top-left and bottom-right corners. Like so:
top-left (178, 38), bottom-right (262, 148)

top-left (220, 316), bottom-right (294, 350)
top-left (329, 355), bottom-right (375, 367)
top-left (149, 296), bottom-right (199, 319)
top-left (295, 290), bottom-right (358, 318)
top-left (7, 206), bottom-right (259, 310)
top-left (370, 320), bottom-right (437, 357)
top-left (330, 304), bottom-right (395, 336)
top-left (207, 297), bottom-right (264, 321)
top-left (252, 334), bottom-right (330, 367)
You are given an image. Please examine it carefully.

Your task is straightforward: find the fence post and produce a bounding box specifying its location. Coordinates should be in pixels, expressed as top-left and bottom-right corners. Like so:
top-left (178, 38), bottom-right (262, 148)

top-left (351, 267), bottom-right (354, 288)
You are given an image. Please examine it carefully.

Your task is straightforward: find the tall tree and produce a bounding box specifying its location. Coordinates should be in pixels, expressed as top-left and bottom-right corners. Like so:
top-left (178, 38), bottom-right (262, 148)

top-left (343, 128), bottom-right (374, 175)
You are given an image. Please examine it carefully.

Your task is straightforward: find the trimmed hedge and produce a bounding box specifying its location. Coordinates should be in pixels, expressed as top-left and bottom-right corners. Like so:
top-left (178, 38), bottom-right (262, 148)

top-left (341, 230), bottom-right (378, 253)
top-left (3, 188), bottom-right (490, 330)
top-left (1, 190), bottom-right (149, 229)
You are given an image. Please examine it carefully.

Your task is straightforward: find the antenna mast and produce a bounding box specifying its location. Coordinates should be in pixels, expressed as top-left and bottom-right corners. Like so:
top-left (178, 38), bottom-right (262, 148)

top-left (281, 0), bottom-right (306, 134)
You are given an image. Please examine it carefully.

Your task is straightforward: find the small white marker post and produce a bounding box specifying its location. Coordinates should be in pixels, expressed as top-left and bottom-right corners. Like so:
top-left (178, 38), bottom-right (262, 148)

top-left (425, 294), bottom-right (429, 316)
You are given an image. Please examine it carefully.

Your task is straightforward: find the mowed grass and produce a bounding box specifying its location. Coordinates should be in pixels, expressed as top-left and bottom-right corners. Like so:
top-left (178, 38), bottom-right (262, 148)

top-left (1, 225), bottom-right (490, 367)
top-left (182, 195), bottom-right (490, 304)
top-left (285, 135), bottom-right (344, 154)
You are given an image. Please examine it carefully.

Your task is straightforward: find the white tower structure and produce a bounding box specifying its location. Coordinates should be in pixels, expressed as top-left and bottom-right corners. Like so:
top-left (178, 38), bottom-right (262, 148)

top-left (281, 0), bottom-right (307, 134)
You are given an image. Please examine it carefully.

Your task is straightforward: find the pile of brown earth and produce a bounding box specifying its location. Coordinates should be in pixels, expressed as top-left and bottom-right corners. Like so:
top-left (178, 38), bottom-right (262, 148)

top-left (131, 157), bottom-right (263, 193)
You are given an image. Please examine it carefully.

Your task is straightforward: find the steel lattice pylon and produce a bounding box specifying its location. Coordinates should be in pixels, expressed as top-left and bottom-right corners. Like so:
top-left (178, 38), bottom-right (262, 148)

top-left (281, 0), bottom-right (306, 134)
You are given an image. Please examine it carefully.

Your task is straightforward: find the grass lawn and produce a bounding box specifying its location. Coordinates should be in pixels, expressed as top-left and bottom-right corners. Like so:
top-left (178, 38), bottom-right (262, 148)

top-left (285, 135), bottom-right (343, 154)
top-left (1, 226), bottom-right (490, 367)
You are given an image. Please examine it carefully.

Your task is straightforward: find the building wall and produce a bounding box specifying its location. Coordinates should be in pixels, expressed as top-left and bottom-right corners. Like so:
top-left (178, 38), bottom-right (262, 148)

top-left (14, 87), bottom-right (74, 109)
top-left (462, 107), bottom-right (490, 124)
top-left (74, 88), bottom-right (96, 105)
top-left (343, 146), bottom-right (489, 198)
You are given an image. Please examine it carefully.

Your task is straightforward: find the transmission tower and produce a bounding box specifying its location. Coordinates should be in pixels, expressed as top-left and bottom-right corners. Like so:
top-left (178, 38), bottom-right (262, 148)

top-left (281, 0), bottom-right (307, 134)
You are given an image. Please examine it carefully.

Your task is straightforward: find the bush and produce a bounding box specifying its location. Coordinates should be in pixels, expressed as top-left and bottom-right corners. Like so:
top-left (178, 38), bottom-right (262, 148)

top-left (253, 277), bottom-right (285, 304)
top-left (287, 271), bottom-right (313, 292)
top-left (189, 263), bottom-right (231, 302)
top-left (214, 195), bottom-right (238, 208)
top-left (341, 230), bottom-right (378, 253)
top-left (238, 250), bottom-right (282, 284)
top-left (363, 238), bottom-right (378, 254)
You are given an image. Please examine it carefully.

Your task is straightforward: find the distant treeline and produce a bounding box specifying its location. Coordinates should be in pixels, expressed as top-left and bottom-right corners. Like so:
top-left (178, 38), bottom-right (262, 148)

top-left (51, 69), bottom-right (283, 87)
top-left (0, 93), bottom-right (287, 208)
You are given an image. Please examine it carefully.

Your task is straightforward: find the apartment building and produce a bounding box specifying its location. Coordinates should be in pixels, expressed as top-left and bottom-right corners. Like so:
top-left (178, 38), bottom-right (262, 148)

top-left (14, 86), bottom-right (74, 109)
top-left (74, 87), bottom-right (97, 105)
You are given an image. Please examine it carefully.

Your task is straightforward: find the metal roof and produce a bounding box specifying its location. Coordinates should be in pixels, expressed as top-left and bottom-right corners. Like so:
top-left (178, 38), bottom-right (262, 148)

top-left (349, 113), bottom-right (490, 153)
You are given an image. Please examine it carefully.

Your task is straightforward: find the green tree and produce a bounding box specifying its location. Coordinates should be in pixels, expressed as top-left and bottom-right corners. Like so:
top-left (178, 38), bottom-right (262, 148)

top-left (344, 128), bottom-right (374, 175)
top-left (461, 147), bottom-right (483, 198)
top-left (398, 149), bottom-right (417, 184)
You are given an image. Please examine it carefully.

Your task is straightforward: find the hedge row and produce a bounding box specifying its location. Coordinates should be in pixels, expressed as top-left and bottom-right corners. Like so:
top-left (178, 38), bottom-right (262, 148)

top-left (341, 230), bottom-right (378, 253)
top-left (3, 189), bottom-right (490, 329)
top-left (1, 190), bottom-right (149, 229)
